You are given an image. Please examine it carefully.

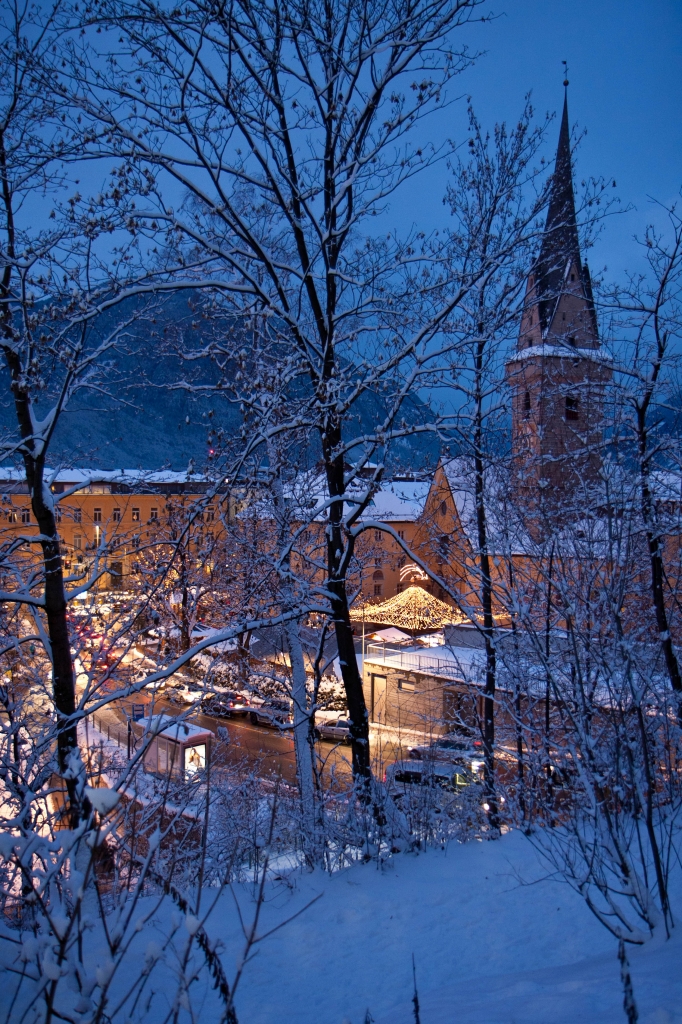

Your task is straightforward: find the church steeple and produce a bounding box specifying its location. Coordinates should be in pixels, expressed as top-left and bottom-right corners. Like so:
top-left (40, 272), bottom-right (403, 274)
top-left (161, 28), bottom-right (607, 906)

top-left (518, 91), bottom-right (599, 351)
top-left (506, 88), bottom-right (611, 511)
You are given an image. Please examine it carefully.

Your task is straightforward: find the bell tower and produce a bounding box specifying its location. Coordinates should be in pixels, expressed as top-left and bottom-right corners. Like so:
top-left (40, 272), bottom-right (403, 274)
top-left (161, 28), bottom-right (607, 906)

top-left (506, 88), bottom-right (611, 510)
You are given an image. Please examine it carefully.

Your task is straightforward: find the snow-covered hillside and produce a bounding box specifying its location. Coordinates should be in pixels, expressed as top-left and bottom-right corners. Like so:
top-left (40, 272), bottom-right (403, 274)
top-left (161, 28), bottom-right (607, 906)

top-left (212, 830), bottom-right (681, 1024)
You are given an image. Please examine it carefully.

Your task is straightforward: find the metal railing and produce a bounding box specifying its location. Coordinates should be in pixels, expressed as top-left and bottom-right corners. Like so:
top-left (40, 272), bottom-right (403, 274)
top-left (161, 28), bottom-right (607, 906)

top-left (363, 642), bottom-right (474, 682)
top-left (89, 714), bottom-right (138, 752)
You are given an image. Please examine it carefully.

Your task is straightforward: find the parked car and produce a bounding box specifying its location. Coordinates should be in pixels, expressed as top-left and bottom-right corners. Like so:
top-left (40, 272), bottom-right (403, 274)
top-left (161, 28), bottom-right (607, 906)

top-left (249, 699), bottom-right (292, 729)
top-left (385, 759), bottom-right (477, 795)
top-left (165, 680), bottom-right (203, 704)
top-left (314, 717), bottom-right (352, 744)
top-left (201, 691), bottom-right (251, 718)
top-left (407, 734), bottom-right (484, 774)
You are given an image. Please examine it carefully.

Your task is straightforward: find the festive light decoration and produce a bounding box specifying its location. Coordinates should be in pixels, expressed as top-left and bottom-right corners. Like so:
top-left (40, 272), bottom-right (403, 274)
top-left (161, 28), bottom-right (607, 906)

top-left (350, 585), bottom-right (463, 632)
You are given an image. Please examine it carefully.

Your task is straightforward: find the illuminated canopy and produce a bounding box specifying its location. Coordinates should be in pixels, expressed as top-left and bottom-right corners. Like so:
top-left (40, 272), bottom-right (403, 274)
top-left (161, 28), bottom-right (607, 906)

top-left (351, 585), bottom-right (463, 632)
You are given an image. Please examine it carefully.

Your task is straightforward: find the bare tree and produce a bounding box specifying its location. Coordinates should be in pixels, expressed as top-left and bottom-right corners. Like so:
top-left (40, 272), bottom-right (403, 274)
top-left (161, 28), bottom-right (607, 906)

top-left (56, 0), bottom-right (501, 786)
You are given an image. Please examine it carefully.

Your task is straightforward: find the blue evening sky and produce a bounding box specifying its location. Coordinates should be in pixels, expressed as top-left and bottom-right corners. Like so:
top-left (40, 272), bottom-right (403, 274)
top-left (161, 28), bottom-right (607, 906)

top-left (389, 0), bottom-right (682, 283)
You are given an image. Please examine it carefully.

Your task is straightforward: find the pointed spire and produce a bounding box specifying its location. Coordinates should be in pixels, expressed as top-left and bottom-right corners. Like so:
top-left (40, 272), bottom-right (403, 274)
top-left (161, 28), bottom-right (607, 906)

top-left (526, 89), bottom-right (595, 341)
top-left (540, 94), bottom-right (580, 272)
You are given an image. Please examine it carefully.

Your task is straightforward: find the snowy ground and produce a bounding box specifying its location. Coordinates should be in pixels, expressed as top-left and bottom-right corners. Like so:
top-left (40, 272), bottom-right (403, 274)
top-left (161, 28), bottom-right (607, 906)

top-left (209, 830), bottom-right (681, 1024)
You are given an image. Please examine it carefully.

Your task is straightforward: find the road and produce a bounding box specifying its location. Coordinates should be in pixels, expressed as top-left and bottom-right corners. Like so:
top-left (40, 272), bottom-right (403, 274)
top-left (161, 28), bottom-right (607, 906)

top-left (154, 699), bottom-right (406, 785)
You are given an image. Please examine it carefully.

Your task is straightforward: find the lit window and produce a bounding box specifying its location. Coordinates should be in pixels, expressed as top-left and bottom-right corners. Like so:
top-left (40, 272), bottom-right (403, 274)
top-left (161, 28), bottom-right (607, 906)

top-left (93, 507), bottom-right (102, 523)
top-left (112, 508), bottom-right (121, 523)
top-left (132, 507), bottom-right (140, 522)
top-left (565, 395), bottom-right (579, 421)
top-left (8, 510), bottom-right (17, 523)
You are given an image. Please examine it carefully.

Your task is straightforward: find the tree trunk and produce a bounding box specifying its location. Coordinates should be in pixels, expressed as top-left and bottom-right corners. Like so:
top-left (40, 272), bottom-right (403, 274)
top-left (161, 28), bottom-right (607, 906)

top-left (324, 443), bottom-right (371, 785)
top-left (285, 620), bottom-right (317, 856)
top-left (637, 410), bottom-right (682, 724)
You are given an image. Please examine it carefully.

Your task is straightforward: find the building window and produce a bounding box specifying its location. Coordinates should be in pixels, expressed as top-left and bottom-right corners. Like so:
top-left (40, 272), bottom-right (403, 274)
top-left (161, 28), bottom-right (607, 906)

top-left (570, 273), bottom-right (576, 281)
top-left (440, 500), bottom-right (447, 516)
top-left (523, 391), bottom-right (531, 418)
top-left (374, 556), bottom-right (382, 567)
top-left (398, 530), bottom-right (405, 540)
top-left (73, 508), bottom-right (82, 523)
top-left (374, 584), bottom-right (383, 597)
top-left (132, 507), bottom-right (140, 522)
top-left (374, 529), bottom-right (383, 543)
top-left (109, 561), bottom-right (123, 589)
top-left (112, 507), bottom-right (121, 523)
top-left (93, 508), bottom-right (102, 523)
top-left (206, 505), bottom-right (215, 522)
top-left (73, 534), bottom-right (82, 550)
top-left (21, 509), bottom-right (30, 524)
top-left (396, 583), bottom-right (404, 594)
top-left (398, 678), bottom-right (415, 692)
top-left (565, 395), bottom-right (579, 421)
top-left (8, 510), bottom-right (17, 523)
top-left (150, 507), bottom-right (158, 521)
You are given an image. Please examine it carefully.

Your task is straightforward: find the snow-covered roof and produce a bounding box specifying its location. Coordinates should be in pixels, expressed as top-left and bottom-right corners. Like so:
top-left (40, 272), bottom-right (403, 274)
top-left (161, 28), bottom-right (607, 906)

top-left (508, 343), bottom-right (613, 365)
top-left (358, 480), bottom-right (430, 522)
top-left (363, 642), bottom-right (485, 683)
top-left (139, 714), bottom-right (213, 743)
top-left (0, 466), bottom-right (223, 492)
top-left (441, 457), bottom-right (533, 556)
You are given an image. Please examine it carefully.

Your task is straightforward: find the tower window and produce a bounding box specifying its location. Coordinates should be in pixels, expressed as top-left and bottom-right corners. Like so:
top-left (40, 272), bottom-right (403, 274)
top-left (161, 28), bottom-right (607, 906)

top-left (440, 501), bottom-right (447, 517)
top-left (523, 391), bottom-right (531, 418)
top-left (565, 395), bottom-right (579, 421)
top-left (570, 273), bottom-right (575, 282)
top-left (568, 336), bottom-right (576, 347)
